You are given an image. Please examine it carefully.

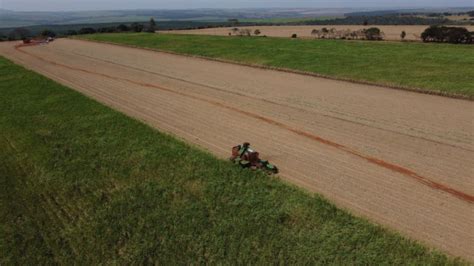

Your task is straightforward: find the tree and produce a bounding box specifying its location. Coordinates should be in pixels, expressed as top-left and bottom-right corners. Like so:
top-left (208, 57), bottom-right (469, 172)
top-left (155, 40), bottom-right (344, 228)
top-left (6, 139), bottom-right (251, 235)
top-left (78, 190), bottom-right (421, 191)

top-left (421, 26), bottom-right (472, 44)
top-left (78, 27), bottom-right (97, 35)
top-left (131, 23), bottom-right (144, 32)
top-left (254, 29), bottom-right (261, 36)
top-left (363, 19), bottom-right (369, 26)
top-left (291, 33), bottom-right (297, 38)
top-left (400, 30), bottom-right (406, 40)
top-left (66, 30), bottom-right (78, 36)
top-left (146, 18), bottom-right (156, 32)
top-left (231, 28), bottom-right (239, 35)
top-left (311, 29), bottom-right (321, 38)
top-left (117, 24), bottom-right (129, 32)
top-left (8, 28), bottom-right (31, 40)
top-left (41, 29), bottom-right (56, 38)
top-left (364, 27), bottom-right (383, 40)
top-left (98, 27), bottom-right (116, 33)
top-left (228, 19), bottom-right (239, 26)
top-left (238, 29), bottom-right (251, 36)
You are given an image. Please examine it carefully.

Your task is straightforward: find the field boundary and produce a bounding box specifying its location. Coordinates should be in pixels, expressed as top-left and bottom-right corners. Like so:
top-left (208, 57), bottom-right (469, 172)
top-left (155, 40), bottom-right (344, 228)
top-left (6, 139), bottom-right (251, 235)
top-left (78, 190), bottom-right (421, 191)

top-left (73, 37), bottom-right (472, 101)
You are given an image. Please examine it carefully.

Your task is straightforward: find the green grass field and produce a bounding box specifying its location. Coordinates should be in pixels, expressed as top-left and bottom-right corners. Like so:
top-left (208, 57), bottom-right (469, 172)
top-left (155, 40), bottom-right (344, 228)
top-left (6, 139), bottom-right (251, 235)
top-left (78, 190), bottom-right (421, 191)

top-left (78, 33), bottom-right (474, 97)
top-left (0, 57), bottom-right (466, 264)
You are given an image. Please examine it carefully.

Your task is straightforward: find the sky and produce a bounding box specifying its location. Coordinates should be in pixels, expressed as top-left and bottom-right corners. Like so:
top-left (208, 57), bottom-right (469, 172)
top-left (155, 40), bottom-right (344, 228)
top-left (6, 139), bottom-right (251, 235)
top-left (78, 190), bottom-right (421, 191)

top-left (1, 0), bottom-right (473, 11)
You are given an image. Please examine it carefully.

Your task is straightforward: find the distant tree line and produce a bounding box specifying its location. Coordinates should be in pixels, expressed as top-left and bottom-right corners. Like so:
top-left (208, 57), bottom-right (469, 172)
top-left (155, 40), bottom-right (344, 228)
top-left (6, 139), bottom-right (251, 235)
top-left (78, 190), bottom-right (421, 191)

top-left (425, 11), bottom-right (474, 17)
top-left (347, 10), bottom-right (474, 20)
top-left (1, 18), bottom-right (158, 41)
top-left (297, 16), bottom-right (451, 26)
top-left (421, 26), bottom-right (473, 44)
top-left (218, 15), bottom-right (457, 27)
top-left (74, 18), bottom-right (157, 35)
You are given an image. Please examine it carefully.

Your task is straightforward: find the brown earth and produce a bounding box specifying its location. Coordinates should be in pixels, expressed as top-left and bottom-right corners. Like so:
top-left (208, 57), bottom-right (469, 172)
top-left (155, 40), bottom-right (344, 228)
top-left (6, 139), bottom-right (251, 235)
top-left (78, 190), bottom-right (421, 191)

top-left (162, 25), bottom-right (474, 41)
top-left (1, 39), bottom-right (473, 260)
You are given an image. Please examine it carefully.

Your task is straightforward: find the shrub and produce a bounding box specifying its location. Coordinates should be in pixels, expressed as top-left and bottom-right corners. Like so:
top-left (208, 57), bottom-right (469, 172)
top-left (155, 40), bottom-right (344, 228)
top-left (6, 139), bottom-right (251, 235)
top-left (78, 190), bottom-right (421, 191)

top-left (98, 27), bottom-right (117, 33)
top-left (291, 33), bottom-right (297, 38)
top-left (131, 23), bottom-right (144, 32)
top-left (116, 24), bottom-right (129, 32)
top-left (254, 29), bottom-right (261, 36)
top-left (66, 30), bottom-right (78, 36)
top-left (40, 29), bottom-right (56, 38)
top-left (8, 28), bottom-right (31, 40)
top-left (364, 27), bottom-right (383, 40)
top-left (145, 18), bottom-right (157, 33)
top-left (401, 30), bottom-right (406, 40)
top-left (78, 28), bottom-right (97, 35)
top-left (238, 29), bottom-right (251, 36)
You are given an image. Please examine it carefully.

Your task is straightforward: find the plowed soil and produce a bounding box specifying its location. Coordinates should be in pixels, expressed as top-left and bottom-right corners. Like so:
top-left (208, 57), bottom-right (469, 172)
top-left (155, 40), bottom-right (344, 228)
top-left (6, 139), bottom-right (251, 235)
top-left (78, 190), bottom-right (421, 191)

top-left (1, 39), bottom-right (473, 260)
top-left (163, 25), bottom-right (474, 41)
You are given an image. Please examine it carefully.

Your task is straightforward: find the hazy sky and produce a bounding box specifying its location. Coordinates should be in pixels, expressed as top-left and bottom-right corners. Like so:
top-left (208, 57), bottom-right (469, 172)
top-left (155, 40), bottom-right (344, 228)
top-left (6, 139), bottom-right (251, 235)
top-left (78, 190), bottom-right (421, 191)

top-left (1, 0), bottom-right (473, 11)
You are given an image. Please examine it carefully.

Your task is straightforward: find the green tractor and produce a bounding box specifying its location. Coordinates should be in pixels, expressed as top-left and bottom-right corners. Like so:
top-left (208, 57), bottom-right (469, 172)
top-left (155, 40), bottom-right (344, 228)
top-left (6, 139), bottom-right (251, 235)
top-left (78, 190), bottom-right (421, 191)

top-left (230, 142), bottom-right (278, 174)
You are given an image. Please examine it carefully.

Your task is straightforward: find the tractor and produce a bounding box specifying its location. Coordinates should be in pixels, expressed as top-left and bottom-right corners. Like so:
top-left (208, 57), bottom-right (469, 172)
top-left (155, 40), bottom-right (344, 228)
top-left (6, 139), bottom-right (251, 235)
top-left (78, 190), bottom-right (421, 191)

top-left (230, 142), bottom-right (278, 174)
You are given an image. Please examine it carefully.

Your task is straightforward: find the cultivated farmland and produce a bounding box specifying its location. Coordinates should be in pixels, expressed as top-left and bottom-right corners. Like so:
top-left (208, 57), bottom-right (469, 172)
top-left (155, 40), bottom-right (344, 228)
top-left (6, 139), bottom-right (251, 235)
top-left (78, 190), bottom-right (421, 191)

top-left (1, 39), bottom-right (473, 260)
top-left (162, 25), bottom-right (474, 41)
top-left (81, 33), bottom-right (474, 97)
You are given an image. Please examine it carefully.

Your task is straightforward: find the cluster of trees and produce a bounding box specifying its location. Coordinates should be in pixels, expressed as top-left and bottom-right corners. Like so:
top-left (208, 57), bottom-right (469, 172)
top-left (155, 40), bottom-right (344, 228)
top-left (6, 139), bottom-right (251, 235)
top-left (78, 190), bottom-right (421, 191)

top-left (311, 27), bottom-right (384, 40)
top-left (229, 28), bottom-right (263, 36)
top-left (421, 26), bottom-right (473, 44)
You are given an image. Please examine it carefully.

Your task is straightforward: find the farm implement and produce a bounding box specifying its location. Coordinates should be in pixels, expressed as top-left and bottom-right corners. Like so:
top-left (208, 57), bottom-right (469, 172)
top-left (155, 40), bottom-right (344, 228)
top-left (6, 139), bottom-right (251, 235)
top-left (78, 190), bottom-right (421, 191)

top-left (230, 142), bottom-right (278, 174)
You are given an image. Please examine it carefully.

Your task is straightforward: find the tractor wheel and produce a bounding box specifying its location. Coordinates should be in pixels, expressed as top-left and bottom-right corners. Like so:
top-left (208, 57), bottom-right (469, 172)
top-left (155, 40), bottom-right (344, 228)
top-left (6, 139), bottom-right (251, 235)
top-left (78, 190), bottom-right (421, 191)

top-left (239, 160), bottom-right (251, 168)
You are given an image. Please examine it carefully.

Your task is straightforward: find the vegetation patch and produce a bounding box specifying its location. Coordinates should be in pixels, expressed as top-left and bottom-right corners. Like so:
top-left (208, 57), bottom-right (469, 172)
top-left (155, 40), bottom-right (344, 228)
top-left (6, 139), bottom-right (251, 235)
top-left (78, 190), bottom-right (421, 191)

top-left (78, 33), bottom-right (474, 97)
top-left (0, 57), bottom-right (465, 263)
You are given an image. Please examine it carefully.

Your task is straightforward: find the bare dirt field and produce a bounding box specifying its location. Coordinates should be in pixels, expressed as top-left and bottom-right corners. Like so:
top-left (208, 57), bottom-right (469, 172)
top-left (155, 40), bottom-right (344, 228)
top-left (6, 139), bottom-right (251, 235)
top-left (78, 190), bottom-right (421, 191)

top-left (1, 39), bottom-right (473, 260)
top-left (163, 25), bottom-right (474, 41)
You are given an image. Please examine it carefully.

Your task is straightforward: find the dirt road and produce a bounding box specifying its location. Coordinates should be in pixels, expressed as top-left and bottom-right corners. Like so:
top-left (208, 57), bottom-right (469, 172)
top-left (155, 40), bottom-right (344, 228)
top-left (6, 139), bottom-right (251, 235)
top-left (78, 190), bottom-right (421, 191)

top-left (1, 39), bottom-right (473, 260)
top-left (163, 25), bottom-right (474, 41)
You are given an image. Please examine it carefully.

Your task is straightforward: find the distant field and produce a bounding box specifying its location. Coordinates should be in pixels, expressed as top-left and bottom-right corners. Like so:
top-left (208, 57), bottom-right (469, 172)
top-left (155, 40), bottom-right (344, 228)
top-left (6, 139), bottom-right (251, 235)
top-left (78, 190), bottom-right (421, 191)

top-left (79, 33), bottom-right (474, 97)
top-left (162, 25), bottom-right (474, 41)
top-left (239, 16), bottom-right (343, 23)
top-left (0, 56), bottom-right (461, 264)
